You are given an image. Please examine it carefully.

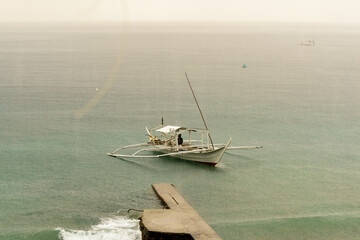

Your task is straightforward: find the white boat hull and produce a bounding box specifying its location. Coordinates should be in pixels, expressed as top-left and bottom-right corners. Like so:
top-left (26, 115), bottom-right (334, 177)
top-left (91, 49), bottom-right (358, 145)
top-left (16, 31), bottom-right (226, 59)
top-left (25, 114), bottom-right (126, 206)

top-left (154, 138), bottom-right (231, 166)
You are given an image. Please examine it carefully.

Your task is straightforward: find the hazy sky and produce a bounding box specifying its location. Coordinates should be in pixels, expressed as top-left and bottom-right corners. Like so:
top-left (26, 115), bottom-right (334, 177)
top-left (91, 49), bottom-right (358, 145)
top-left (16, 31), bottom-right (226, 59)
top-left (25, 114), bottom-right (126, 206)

top-left (1, 0), bottom-right (360, 23)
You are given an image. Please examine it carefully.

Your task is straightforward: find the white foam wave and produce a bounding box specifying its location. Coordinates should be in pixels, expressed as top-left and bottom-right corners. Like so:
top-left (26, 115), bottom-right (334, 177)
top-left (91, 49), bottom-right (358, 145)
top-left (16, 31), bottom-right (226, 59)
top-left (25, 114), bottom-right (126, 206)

top-left (57, 216), bottom-right (141, 240)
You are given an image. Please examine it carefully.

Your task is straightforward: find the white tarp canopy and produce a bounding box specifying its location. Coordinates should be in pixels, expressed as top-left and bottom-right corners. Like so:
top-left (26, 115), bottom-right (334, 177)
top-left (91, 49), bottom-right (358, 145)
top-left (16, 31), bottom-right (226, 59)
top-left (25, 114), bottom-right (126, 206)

top-left (156, 125), bottom-right (181, 133)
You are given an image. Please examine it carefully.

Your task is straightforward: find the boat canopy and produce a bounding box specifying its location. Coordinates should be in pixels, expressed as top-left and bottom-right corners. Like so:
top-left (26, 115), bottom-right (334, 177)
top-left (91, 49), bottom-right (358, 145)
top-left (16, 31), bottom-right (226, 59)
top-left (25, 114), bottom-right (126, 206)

top-left (156, 125), bottom-right (181, 133)
top-left (154, 125), bottom-right (207, 134)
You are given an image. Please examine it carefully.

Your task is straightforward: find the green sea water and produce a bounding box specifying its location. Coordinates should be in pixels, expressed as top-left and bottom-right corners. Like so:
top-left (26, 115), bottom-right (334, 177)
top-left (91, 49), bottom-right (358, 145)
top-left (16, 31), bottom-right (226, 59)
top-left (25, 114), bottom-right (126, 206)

top-left (0, 22), bottom-right (360, 239)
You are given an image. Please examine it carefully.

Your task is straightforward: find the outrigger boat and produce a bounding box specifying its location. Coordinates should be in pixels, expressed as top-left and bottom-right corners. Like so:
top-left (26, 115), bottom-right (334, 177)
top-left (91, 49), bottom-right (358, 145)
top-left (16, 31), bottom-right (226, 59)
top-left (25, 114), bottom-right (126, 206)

top-left (107, 125), bottom-right (262, 166)
top-left (107, 73), bottom-right (262, 166)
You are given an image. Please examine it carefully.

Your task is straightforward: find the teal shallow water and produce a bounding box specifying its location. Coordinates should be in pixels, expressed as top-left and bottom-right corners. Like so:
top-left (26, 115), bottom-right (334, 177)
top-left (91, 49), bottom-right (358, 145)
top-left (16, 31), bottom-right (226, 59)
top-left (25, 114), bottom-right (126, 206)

top-left (0, 22), bottom-right (360, 239)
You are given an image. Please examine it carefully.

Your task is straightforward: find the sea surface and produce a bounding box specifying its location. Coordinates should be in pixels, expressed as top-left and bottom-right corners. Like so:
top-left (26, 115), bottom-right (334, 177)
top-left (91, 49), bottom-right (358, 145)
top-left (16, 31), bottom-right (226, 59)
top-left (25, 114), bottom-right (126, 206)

top-left (0, 22), bottom-right (360, 240)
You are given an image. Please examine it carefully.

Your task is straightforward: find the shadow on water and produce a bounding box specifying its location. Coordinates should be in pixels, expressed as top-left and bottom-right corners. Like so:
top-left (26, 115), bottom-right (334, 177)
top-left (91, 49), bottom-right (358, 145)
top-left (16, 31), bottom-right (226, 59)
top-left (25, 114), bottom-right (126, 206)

top-left (108, 156), bottom-right (158, 170)
top-left (156, 155), bottom-right (227, 172)
top-left (108, 152), bottom-right (231, 173)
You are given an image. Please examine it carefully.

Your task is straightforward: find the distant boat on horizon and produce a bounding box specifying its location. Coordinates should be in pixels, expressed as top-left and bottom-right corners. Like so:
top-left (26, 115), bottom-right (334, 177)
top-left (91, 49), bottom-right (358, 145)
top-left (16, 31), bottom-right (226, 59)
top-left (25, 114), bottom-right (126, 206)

top-left (300, 40), bottom-right (316, 46)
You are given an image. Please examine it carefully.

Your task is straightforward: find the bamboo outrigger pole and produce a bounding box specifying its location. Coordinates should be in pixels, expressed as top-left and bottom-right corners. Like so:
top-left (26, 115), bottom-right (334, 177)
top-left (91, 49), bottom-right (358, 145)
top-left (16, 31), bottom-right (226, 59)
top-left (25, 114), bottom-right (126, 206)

top-left (185, 72), bottom-right (215, 150)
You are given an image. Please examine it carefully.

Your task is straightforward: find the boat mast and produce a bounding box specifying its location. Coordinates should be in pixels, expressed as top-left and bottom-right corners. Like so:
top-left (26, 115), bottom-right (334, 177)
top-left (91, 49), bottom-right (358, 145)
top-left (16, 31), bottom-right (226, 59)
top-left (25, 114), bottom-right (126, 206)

top-left (185, 72), bottom-right (215, 150)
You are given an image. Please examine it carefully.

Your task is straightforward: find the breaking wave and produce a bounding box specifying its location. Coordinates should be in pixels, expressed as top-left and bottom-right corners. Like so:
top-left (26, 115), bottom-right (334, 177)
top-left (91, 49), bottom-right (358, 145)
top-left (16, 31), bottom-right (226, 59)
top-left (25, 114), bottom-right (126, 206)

top-left (57, 216), bottom-right (141, 240)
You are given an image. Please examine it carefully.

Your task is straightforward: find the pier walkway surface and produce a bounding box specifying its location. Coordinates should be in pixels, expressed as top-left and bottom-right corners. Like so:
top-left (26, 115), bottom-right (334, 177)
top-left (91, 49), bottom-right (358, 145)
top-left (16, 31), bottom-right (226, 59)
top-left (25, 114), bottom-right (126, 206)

top-left (140, 183), bottom-right (222, 240)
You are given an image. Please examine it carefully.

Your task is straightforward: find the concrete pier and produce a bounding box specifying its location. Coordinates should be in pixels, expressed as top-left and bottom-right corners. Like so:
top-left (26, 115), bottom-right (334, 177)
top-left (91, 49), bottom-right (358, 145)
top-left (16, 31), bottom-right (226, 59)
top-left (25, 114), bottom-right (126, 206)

top-left (140, 183), bottom-right (222, 240)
